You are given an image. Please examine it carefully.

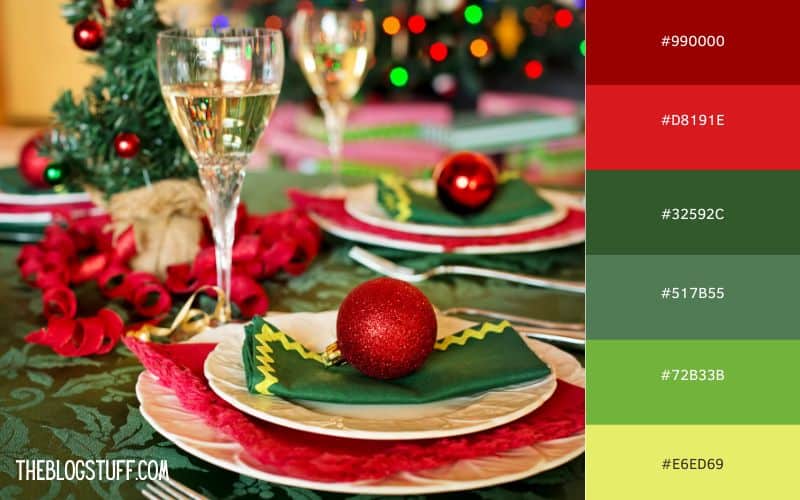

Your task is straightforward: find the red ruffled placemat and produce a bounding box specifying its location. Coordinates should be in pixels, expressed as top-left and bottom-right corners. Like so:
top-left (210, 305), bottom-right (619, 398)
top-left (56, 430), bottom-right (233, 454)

top-left (288, 190), bottom-right (585, 251)
top-left (126, 338), bottom-right (585, 484)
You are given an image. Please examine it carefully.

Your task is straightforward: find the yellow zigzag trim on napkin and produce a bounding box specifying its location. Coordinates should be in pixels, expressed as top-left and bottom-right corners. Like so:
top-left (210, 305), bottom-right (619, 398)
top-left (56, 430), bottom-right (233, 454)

top-left (378, 174), bottom-right (412, 222)
top-left (434, 320), bottom-right (511, 351)
top-left (499, 170), bottom-right (521, 182)
top-left (253, 322), bottom-right (325, 394)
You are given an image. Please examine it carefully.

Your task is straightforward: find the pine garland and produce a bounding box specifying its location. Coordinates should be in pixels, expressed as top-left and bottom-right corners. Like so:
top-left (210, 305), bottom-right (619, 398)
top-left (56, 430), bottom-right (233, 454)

top-left (44, 0), bottom-right (196, 196)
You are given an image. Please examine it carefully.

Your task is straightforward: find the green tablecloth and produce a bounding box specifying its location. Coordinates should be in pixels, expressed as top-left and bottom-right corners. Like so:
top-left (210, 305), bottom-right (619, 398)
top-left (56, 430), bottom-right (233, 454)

top-left (0, 170), bottom-right (584, 500)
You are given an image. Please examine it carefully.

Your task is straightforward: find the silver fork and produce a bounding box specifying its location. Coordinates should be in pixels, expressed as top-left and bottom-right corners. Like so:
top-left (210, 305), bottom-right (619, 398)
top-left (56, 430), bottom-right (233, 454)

top-left (141, 478), bottom-right (207, 500)
top-left (348, 246), bottom-right (585, 293)
top-left (441, 307), bottom-right (585, 331)
top-left (441, 307), bottom-right (585, 349)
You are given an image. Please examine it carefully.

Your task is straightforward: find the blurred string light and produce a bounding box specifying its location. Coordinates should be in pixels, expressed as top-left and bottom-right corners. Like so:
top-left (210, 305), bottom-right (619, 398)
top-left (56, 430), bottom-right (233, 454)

top-left (437, 0), bottom-right (464, 14)
top-left (554, 9), bottom-right (574, 28)
top-left (211, 14), bottom-right (230, 30)
top-left (492, 7), bottom-right (525, 58)
top-left (464, 5), bottom-right (484, 25)
top-left (389, 66), bottom-right (409, 87)
top-left (469, 38), bottom-right (489, 58)
top-left (429, 41), bottom-right (448, 62)
top-left (524, 60), bottom-right (543, 79)
top-left (580, 39), bottom-right (586, 56)
top-left (432, 73), bottom-right (457, 97)
top-left (264, 15), bottom-right (282, 29)
top-left (408, 15), bottom-right (426, 34)
top-left (524, 5), bottom-right (554, 36)
top-left (382, 16), bottom-right (402, 35)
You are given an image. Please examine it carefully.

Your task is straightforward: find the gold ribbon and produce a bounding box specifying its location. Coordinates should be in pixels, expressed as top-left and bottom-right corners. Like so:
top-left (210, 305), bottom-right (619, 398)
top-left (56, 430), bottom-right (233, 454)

top-left (322, 342), bottom-right (344, 367)
top-left (126, 285), bottom-right (230, 342)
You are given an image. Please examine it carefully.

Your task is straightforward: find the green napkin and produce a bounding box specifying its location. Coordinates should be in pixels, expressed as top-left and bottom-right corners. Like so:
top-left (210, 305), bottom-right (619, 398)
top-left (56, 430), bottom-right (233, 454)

top-left (376, 175), bottom-right (553, 226)
top-left (242, 316), bottom-right (551, 404)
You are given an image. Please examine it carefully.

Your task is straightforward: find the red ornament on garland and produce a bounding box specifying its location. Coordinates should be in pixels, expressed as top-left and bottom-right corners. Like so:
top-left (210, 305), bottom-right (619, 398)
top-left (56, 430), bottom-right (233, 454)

top-left (18, 133), bottom-right (51, 188)
top-left (335, 277), bottom-right (437, 379)
top-left (73, 19), bottom-right (104, 51)
top-left (114, 0), bottom-right (133, 8)
top-left (433, 151), bottom-right (499, 214)
top-left (114, 132), bottom-right (141, 158)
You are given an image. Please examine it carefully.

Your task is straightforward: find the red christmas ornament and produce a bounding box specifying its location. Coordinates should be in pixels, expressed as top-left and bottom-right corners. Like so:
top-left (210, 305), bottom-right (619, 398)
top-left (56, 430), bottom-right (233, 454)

top-left (114, 0), bottom-right (133, 8)
top-left (114, 132), bottom-right (141, 158)
top-left (18, 133), bottom-right (51, 188)
top-left (433, 151), bottom-right (499, 214)
top-left (336, 277), bottom-right (437, 379)
top-left (73, 19), bottom-right (104, 51)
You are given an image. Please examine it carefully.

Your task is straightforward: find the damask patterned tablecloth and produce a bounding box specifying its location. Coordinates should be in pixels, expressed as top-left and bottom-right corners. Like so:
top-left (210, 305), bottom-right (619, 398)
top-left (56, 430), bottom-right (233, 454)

top-left (0, 170), bottom-right (584, 499)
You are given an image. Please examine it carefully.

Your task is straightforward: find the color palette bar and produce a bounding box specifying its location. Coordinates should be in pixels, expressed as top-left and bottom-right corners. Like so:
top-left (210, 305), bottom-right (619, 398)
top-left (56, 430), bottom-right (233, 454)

top-left (587, 426), bottom-right (799, 499)
top-left (587, 0), bottom-right (800, 497)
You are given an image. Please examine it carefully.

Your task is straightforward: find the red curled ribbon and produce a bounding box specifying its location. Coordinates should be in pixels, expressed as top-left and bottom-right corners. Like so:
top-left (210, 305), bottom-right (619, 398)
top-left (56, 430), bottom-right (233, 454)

top-left (42, 286), bottom-right (78, 320)
top-left (18, 203), bottom-right (322, 356)
top-left (25, 308), bottom-right (124, 357)
top-left (230, 275), bottom-right (269, 318)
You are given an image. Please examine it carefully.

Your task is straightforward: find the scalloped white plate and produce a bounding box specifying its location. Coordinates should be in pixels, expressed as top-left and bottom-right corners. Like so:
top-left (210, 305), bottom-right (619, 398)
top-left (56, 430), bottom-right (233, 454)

top-left (344, 181), bottom-right (570, 237)
top-left (204, 312), bottom-right (568, 440)
top-left (136, 322), bottom-right (585, 495)
top-left (311, 187), bottom-right (585, 254)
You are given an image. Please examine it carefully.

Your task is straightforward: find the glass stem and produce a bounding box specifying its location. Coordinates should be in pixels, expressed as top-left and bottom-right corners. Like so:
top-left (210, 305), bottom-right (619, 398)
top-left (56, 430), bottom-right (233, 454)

top-left (321, 100), bottom-right (349, 185)
top-left (199, 163), bottom-right (246, 323)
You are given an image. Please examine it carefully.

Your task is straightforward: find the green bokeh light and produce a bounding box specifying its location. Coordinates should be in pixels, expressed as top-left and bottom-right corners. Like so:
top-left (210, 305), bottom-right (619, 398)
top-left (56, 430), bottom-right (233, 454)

top-left (44, 165), bottom-right (65, 184)
top-left (464, 5), bottom-right (483, 25)
top-left (389, 66), bottom-right (409, 87)
top-left (580, 39), bottom-right (586, 56)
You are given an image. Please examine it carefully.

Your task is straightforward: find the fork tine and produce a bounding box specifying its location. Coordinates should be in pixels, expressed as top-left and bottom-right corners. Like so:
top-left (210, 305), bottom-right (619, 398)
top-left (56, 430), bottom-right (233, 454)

top-left (153, 479), bottom-right (197, 500)
top-left (348, 246), bottom-right (418, 277)
top-left (143, 481), bottom-right (189, 500)
top-left (143, 483), bottom-right (177, 500)
top-left (161, 478), bottom-right (208, 500)
top-left (141, 488), bottom-right (162, 500)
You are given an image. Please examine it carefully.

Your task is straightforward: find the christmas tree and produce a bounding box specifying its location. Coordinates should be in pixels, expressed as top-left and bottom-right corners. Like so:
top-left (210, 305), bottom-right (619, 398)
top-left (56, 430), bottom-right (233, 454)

top-left (44, 0), bottom-right (196, 196)
top-left (222, 0), bottom-right (585, 108)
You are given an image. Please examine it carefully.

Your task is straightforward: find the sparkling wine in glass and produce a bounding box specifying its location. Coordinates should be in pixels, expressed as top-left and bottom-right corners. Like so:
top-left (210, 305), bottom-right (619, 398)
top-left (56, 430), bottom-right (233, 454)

top-left (157, 28), bottom-right (284, 321)
top-left (293, 8), bottom-right (375, 186)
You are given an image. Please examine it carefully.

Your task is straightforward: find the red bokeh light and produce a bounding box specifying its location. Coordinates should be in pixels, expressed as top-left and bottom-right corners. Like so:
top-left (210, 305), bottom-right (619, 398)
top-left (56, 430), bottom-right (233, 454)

top-left (554, 9), bottom-right (574, 28)
top-left (264, 15), bottom-right (283, 30)
top-left (524, 60), bottom-right (544, 79)
top-left (429, 41), bottom-right (448, 62)
top-left (408, 15), bottom-right (426, 34)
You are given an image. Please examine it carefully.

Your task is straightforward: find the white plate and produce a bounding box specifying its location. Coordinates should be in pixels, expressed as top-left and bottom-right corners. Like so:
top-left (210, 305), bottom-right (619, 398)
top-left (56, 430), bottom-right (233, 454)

top-left (136, 332), bottom-right (585, 495)
top-left (344, 181), bottom-right (570, 237)
top-left (205, 312), bottom-right (560, 440)
top-left (311, 209), bottom-right (585, 254)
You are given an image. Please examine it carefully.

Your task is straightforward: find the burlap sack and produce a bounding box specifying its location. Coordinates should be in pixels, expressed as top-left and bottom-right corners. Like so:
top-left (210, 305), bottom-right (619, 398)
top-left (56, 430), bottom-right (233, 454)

top-left (88, 179), bottom-right (207, 278)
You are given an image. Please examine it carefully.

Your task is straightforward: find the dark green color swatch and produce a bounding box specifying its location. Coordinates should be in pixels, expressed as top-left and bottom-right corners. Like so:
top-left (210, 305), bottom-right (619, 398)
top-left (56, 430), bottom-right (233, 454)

top-left (588, 170), bottom-right (800, 254)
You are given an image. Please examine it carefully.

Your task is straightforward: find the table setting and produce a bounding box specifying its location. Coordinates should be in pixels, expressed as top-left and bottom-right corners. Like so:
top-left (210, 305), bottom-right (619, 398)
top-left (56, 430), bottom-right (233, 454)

top-left (0, 0), bottom-right (585, 498)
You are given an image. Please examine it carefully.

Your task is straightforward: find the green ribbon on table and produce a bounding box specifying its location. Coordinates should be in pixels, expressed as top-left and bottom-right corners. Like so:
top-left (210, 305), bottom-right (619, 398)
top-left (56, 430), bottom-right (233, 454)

top-left (242, 316), bottom-right (550, 404)
top-left (376, 175), bottom-right (553, 226)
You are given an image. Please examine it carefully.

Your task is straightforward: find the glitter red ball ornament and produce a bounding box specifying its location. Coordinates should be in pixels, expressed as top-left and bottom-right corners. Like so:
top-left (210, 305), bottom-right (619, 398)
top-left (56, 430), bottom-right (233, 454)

top-left (18, 133), bottom-right (51, 188)
top-left (336, 277), bottom-right (437, 380)
top-left (113, 132), bottom-right (141, 158)
top-left (433, 151), bottom-right (499, 214)
top-left (73, 19), bottom-right (104, 51)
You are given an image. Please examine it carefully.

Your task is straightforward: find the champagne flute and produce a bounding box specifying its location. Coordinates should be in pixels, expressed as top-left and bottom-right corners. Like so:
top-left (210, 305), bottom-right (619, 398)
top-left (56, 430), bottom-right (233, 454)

top-left (293, 8), bottom-right (375, 187)
top-left (157, 28), bottom-right (284, 321)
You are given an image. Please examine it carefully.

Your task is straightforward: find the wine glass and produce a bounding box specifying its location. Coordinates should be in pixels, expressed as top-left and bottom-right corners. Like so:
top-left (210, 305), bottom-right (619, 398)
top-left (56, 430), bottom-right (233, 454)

top-left (293, 7), bottom-right (375, 187)
top-left (157, 28), bottom-right (284, 322)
